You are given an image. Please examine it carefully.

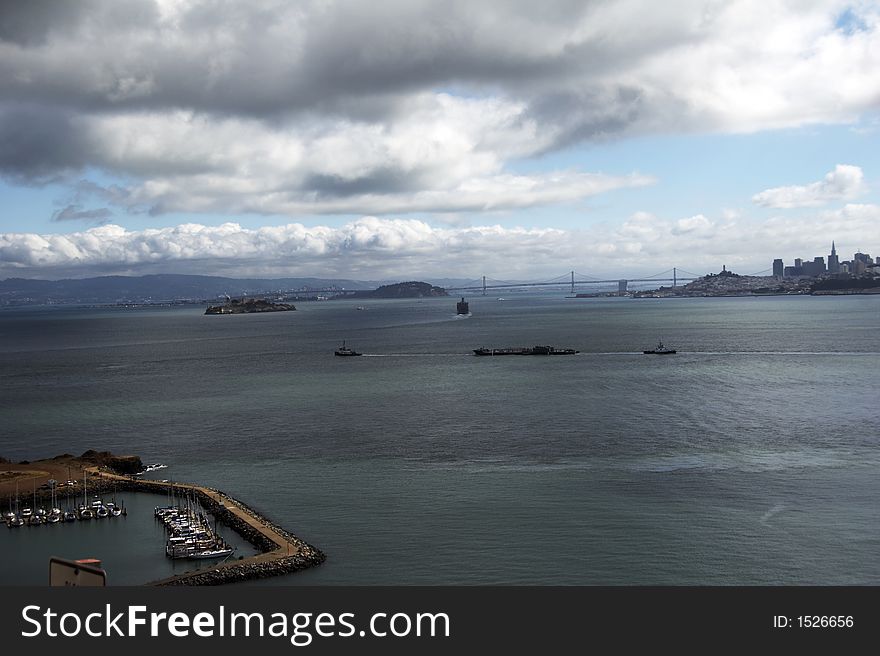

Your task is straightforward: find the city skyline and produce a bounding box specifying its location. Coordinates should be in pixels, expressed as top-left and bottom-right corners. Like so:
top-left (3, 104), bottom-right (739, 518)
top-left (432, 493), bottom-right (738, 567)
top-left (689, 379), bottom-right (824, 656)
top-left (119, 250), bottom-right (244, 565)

top-left (1, 1), bottom-right (879, 280)
top-left (774, 241), bottom-right (878, 279)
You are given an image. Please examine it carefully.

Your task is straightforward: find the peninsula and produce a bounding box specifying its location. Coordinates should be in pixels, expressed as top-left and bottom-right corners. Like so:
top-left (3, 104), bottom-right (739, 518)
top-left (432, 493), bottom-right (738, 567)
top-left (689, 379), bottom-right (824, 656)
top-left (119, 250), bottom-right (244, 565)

top-left (632, 267), bottom-right (880, 298)
top-left (205, 297), bottom-right (296, 314)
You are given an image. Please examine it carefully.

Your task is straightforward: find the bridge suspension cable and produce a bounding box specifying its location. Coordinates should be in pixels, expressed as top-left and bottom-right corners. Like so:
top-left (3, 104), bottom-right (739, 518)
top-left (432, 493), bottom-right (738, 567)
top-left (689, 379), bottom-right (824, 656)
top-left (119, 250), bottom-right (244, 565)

top-left (643, 268), bottom-right (675, 279)
top-left (572, 270), bottom-right (606, 281)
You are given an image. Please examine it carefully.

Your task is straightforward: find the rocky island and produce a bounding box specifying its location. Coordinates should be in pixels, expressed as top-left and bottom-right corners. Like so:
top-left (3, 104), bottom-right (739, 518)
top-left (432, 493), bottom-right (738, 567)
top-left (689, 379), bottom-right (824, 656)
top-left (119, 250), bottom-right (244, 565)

top-left (205, 297), bottom-right (296, 314)
top-left (346, 281), bottom-right (448, 299)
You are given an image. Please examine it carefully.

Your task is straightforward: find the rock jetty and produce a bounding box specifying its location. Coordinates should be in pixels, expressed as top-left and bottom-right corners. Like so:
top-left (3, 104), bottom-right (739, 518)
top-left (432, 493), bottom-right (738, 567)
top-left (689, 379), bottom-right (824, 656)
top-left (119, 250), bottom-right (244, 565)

top-left (89, 471), bottom-right (326, 586)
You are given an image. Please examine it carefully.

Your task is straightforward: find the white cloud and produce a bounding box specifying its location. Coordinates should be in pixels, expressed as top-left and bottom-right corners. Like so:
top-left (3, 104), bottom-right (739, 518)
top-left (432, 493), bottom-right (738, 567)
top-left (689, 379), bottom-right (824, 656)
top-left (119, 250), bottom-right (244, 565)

top-left (2, 208), bottom-right (877, 280)
top-left (61, 100), bottom-right (652, 216)
top-left (1, 1), bottom-right (879, 220)
top-left (752, 164), bottom-right (867, 208)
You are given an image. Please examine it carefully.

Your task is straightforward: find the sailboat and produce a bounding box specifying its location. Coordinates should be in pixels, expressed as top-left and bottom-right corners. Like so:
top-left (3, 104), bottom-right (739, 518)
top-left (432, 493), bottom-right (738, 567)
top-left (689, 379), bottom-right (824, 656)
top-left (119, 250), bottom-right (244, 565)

top-left (109, 486), bottom-right (123, 517)
top-left (27, 478), bottom-right (44, 525)
top-left (47, 480), bottom-right (62, 523)
top-left (3, 490), bottom-right (14, 523)
top-left (5, 483), bottom-right (24, 528)
top-left (63, 467), bottom-right (77, 521)
top-left (78, 469), bottom-right (94, 520)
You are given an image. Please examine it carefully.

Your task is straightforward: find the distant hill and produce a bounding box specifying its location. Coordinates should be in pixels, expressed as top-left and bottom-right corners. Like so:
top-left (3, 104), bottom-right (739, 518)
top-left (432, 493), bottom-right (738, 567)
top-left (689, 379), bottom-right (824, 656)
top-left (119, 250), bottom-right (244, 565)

top-left (348, 281), bottom-right (448, 298)
top-left (0, 274), bottom-right (372, 306)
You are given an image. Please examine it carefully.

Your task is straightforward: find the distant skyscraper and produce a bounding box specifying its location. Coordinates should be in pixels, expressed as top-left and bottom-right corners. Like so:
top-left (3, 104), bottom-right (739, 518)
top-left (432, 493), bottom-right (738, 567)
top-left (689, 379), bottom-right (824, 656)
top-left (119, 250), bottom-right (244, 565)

top-left (828, 241), bottom-right (839, 274)
top-left (802, 257), bottom-right (825, 277)
top-left (773, 259), bottom-right (784, 277)
top-left (794, 258), bottom-right (803, 268)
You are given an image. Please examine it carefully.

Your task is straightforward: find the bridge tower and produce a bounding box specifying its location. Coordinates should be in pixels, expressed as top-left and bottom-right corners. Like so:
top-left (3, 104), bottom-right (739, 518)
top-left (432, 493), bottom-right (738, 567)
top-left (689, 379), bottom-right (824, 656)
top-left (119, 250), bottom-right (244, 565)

top-left (571, 271), bottom-right (575, 295)
top-left (482, 275), bottom-right (487, 296)
top-left (673, 267), bottom-right (677, 288)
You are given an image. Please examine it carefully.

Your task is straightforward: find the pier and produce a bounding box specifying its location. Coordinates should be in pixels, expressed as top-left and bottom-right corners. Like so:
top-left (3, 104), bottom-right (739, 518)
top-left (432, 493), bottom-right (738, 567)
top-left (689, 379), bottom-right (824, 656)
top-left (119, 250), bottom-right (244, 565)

top-left (87, 469), bottom-right (325, 586)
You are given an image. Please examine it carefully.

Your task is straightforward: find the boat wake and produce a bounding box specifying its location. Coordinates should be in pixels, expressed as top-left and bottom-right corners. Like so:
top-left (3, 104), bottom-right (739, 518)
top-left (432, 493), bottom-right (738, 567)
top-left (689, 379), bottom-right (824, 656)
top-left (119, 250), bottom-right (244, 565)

top-left (760, 503), bottom-right (786, 526)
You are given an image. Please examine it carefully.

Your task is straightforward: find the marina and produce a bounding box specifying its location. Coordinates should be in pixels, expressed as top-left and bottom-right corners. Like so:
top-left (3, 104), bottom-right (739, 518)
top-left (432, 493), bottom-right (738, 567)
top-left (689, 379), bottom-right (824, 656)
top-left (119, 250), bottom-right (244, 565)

top-left (155, 489), bottom-right (234, 560)
top-left (1, 454), bottom-right (324, 585)
top-left (5, 471), bottom-right (127, 529)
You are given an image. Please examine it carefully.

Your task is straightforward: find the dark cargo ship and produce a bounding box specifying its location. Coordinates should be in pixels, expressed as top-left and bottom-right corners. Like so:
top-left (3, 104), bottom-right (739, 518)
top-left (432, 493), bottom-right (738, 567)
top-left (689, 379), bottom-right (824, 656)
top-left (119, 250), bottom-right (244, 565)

top-left (456, 297), bottom-right (470, 314)
top-left (473, 345), bottom-right (579, 356)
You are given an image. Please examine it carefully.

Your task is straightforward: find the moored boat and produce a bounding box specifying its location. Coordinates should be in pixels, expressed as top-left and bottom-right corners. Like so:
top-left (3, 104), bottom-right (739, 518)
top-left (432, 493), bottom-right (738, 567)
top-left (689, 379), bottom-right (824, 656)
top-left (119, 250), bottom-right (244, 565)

top-left (187, 546), bottom-right (235, 560)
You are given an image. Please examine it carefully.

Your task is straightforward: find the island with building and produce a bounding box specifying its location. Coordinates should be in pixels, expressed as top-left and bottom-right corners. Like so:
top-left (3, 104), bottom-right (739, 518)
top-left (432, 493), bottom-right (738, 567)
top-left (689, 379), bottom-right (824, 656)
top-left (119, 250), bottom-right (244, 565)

top-left (205, 297), bottom-right (296, 314)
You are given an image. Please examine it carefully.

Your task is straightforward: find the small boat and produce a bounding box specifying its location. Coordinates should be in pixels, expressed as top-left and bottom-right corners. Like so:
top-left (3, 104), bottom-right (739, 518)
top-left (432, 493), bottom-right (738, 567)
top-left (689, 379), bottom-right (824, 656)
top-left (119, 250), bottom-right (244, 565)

top-left (643, 340), bottom-right (676, 355)
top-left (187, 547), bottom-right (235, 560)
top-left (335, 341), bottom-right (362, 356)
top-left (456, 297), bottom-right (469, 315)
top-left (63, 510), bottom-right (77, 522)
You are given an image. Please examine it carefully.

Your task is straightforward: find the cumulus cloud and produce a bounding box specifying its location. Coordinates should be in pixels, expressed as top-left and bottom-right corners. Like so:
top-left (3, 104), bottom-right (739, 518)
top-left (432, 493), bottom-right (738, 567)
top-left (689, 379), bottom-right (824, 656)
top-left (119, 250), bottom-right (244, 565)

top-left (0, 1), bottom-right (878, 219)
top-left (2, 210), bottom-right (877, 280)
top-left (752, 164), bottom-right (867, 208)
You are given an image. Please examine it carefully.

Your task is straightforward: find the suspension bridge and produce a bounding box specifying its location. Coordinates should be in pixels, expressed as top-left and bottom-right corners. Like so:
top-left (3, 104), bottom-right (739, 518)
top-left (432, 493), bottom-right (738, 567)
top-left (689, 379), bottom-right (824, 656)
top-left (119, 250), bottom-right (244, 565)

top-left (288, 265), bottom-right (773, 296)
top-left (444, 268), bottom-right (708, 295)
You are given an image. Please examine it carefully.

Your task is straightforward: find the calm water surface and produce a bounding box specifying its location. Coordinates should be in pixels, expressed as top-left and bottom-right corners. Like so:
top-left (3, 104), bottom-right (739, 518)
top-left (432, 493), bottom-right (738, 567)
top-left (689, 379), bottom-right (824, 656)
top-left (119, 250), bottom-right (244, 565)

top-left (1, 294), bottom-right (878, 584)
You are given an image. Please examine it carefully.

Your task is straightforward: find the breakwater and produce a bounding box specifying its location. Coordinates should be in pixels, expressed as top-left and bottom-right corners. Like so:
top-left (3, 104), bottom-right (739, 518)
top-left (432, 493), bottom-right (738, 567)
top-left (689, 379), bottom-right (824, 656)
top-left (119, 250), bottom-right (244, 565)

top-left (88, 470), bottom-right (325, 586)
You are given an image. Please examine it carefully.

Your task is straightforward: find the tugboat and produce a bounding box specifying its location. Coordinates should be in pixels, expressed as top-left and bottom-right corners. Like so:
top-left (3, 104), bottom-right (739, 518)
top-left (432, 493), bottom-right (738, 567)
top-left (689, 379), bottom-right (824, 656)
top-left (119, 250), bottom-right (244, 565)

top-left (643, 340), bottom-right (676, 355)
top-left (456, 297), bottom-right (469, 315)
top-left (335, 341), bottom-right (362, 356)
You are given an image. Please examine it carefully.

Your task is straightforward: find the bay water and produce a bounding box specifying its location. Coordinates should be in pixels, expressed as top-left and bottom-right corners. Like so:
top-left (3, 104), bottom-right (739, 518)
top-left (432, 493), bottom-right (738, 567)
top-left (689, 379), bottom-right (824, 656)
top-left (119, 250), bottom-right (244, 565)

top-left (1, 294), bottom-right (878, 584)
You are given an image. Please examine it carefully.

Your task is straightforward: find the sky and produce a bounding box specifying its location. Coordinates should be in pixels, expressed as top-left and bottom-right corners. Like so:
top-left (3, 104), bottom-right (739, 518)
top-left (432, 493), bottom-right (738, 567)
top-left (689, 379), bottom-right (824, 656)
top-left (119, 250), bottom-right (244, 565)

top-left (0, 0), bottom-right (878, 281)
